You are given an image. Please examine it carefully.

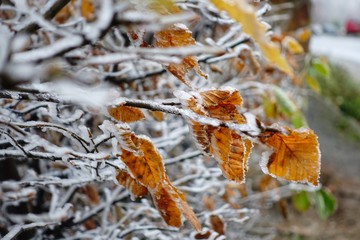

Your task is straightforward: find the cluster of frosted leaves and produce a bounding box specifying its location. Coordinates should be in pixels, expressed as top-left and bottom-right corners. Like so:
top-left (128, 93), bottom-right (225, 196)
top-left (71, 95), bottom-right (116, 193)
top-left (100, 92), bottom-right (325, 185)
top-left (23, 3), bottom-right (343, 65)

top-left (154, 24), bottom-right (208, 88)
top-left (105, 0), bottom-right (321, 231)
top-left (175, 87), bottom-right (253, 183)
top-left (175, 88), bottom-right (321, 187)
top-left (110, 123), bottom-right (200, 231)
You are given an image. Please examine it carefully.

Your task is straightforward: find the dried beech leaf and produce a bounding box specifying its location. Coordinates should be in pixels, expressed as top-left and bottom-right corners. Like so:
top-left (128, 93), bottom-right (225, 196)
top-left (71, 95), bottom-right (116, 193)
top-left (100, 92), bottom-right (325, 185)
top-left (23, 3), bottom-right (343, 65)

top-left (107, 122), bottom-right (140, 153)
top-left (203, 194), bottom-right (215, 211)
top-left (108, 105), bottom-right (145, 123)
top-left (176, 88), bottom-right (251, 182)
top-left (153, 180), bottom-right (201, 231)
top-left (200, 88), bottom-right (243, 107)
top-left (154, 24), bottom-right (207, 87)
top-left (209, 215), bottom-right (225, 235)
top-left (116, 170), bottom-right (148, 199)
top-left (55, 0), bottom-right (94, 23)
top-left (149, 110), bottom-right (165, 122)
top-left (120, 136), bottom-right (165, 189)
top-left (84, 184), bottom-right (100, 204)
top-left (211, 127), bottom-right (249, 182)
top-left (152, 183), bottom-right (182, 227)
top-left (260, 128), bottom-right (321, 186)
top-left (210, 0), bottom-right (293, 76)
top-left (206, 104), bottom-right (244, 123)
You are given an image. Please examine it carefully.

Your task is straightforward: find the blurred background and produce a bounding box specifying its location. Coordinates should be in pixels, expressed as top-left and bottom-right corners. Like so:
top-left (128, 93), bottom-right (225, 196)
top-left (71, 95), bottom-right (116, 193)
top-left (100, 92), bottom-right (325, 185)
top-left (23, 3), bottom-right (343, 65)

top-left (264, 0), bottom-right (360, 239)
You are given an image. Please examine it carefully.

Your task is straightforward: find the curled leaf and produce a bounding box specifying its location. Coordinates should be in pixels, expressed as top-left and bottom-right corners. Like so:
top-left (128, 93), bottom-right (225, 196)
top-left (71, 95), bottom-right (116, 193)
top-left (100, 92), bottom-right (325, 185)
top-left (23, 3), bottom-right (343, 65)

top-left (154, 24), bottom-right (207, 87)
top-left (260, 127), bottom-right (321, 186)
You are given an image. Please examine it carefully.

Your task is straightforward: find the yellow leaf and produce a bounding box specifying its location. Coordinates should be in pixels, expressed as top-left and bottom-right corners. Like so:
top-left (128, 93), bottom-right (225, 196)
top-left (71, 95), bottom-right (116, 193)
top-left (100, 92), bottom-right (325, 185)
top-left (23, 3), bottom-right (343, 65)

top-left (210, 0), bottom-right (293, 76)
top-left (296, 27), bottom-right (312, 43)
top-left (108, 105), bottom-right (145, 123)
top-left (283, 36), bottom-right (304, 54)
top-left (260, 128), bottom-right (321, 186)
top-left (147, 0), bottom-right (181, 15)
top-left (306, 75), bottom-right (321, 93)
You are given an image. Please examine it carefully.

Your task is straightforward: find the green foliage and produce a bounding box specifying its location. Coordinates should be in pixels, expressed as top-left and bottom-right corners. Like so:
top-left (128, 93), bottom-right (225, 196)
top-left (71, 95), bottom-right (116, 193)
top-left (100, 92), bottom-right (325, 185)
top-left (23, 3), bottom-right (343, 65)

top-left (292, 188), bottom-right (336, 220)
top-left (306, 58), bottom-right (360, 122)
top-left (315, 188), bottom-right (337, 220)
top-left (292, 191), bottom-right (310, 213)
top-left (272, 86), bottom-right (306, 128)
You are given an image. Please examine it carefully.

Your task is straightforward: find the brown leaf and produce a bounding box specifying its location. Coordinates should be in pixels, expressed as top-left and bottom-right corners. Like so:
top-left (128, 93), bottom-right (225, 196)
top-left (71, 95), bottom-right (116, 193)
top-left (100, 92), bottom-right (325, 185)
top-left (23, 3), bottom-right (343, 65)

top-left (120, 135), bottom-right (165, 189)
top-left (84, 219), bottom-right (97, 230)
top-left (209, 215), bottom-right (225, 235)
top-left (203, 194), bottom-right (215, 211)
top-left (84, 184), bottom-right (100, 204)
top-left (194, 230), bottom-right (212, 239)
top-left (108, 105), bottom-right (144, 123)
top-left (153, 180), bottom-right (201, 231)
top-left (260, 128), bottom-right (321, 186)
top-left (154, 24), bottom-right (207, 87)
top-left (176, 88), bottom-right (252, 182)
top-left (116, 170), bottom-right (148, 199)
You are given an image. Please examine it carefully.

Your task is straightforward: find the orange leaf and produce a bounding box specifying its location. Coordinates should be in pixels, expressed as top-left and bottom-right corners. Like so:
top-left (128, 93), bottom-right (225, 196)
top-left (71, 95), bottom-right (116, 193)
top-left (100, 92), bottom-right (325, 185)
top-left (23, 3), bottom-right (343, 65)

top-left (149, 110), bottom-right (165, 122)
top-left (175, 88), bottom-right (252, 182)
top-left (260, 128), bottom-right (321, 186)
top-left (108, 105), bottom-right (145, 123)
top-left (116, 170), bottom-right (148, 199)
top-left (152, 183), bottom-right (182, 227)
top-left (211, 127), bottom-right (251, 182)
top-left (154, 24), bottom-right (207, 87)
top-left (200, 88), bottom-right (243, 107)
top-left (120, 135), bottom-right (165, 189)
top-left (153, 180), bottom-right (201, 231)
top-left (80, 0), bottom-right (94, 21)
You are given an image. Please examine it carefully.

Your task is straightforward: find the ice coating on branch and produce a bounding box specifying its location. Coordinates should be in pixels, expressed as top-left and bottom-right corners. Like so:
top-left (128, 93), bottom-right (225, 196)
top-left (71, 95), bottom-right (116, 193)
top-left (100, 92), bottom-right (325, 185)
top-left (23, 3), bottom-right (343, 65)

top-left (173, 90), bottom-right (193, 106)
top-left (259, 148), bottom-right (273, 175)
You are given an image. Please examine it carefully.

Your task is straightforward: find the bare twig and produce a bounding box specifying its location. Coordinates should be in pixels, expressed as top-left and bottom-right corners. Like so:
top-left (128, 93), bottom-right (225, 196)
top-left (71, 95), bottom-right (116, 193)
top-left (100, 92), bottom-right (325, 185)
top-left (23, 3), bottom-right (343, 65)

top-left (2, 222), bottom-right (59, 240)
